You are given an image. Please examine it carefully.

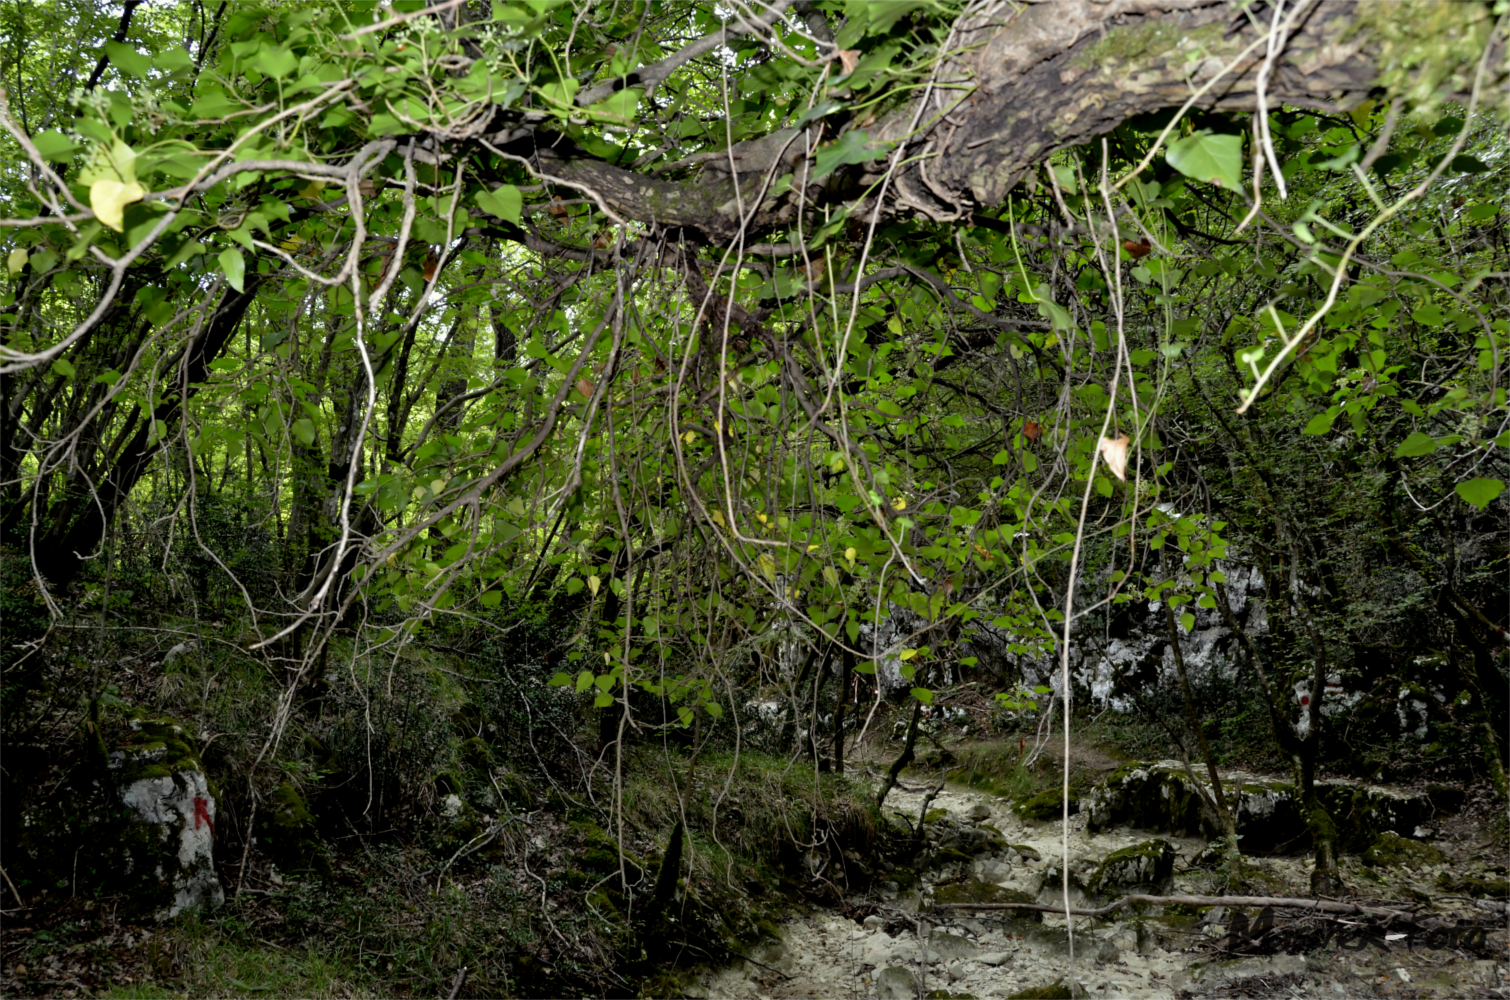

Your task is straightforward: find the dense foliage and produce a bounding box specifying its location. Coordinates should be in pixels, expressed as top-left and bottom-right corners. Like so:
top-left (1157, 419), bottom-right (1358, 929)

top-left (2, 0), bottom-right (1507, 923)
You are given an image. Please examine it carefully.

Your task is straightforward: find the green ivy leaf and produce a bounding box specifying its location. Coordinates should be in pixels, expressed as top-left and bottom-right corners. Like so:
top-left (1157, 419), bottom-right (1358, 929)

top-left (1179, 611), bottom-right (1195, 632)
top-left (1454, 478), bottom-right (1503, 509)
top-left (1165, 130), bottom-right (1243, 191)
top-left (475, 185), bottom-right (522, 225)
top-left (910, 687), bottom-right (933, 705)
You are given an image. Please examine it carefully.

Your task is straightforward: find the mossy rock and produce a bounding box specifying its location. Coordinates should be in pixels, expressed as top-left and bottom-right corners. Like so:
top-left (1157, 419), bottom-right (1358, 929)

top-left (926, 992), bottom-right (977, 999)
top-left (1437, 872), bottom-right (1510, 898)
top-left (110, 712), bottom-right (224, 918)
top-left (1361, 830), bottom-right (1447, 868)
top-left (1008, 981), bottom-right (1072, 999)
top-left (928, 847), bottom-right (977, 869)
top-left (1088, 838), bottom-right (1175, 896)
top-left (924, 808), bottom-right (950, 824)
top-left (932, 882), bottom-right (1042, 921)
top-left (1008, 843), bottom-right (1042, 861)
top-left (259, 782), bottom-right (322, 873)
top-left (1016, 789), bottom-right (1078, 822)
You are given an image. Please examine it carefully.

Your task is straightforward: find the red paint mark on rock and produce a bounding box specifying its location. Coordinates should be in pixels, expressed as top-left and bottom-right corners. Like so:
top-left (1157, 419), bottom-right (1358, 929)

top-left (193, 796), bottom-right (214, 833)
top-left (1299, 695), bottom-right (1310, 706)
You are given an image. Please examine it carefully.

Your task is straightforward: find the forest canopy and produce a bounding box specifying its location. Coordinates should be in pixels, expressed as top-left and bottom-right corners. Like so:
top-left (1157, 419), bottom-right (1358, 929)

top-left (2, 0), bottom-right (1508, 941)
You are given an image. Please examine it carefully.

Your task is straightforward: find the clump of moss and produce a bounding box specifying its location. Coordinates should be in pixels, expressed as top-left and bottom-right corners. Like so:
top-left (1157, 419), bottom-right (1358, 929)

top-left (1016, 788), bottom-right (1078, 822)
top-left (1008, 981), bottom-right (1072, 999)
top-left (1360, 830), bottom-right (1446, 867)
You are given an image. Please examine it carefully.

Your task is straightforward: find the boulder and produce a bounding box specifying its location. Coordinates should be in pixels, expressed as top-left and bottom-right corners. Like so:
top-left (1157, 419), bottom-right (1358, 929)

top-left (876, 965), bottom-right (919, 1000)
top-left (111, 714), bottom-right (224, 919)
top-left (932, 882), bottom-right (1042, 921)
top-left (1015, 789), bottom-right (1078, 822)
top-left (1087, 839), bottom-right (1175, 896)
top-left (1361, 830), bottom-right (1447, 868)
top-left (1083, 762), bottom-right (1428, 854)
top-left (1007, 982), bottom-right (1072, 999)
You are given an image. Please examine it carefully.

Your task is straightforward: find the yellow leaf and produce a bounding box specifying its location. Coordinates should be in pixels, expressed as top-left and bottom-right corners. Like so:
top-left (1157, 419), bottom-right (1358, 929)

top-left (430, 478), bottom-right (447, 496)
top-left (90, 179), bottom-right (145, 232)
top-left (822, 566), bottom-right (839, 587)
top-left (807, 544), bottom-right (820, 552)
top-left (298, 180), bottom-right (326, 200)
top-left (6, 248), bottom-right (27, 274)
top-left (1098, 434), bottom-right (1130, 482)
top-left (683, 431), bottom-right (698, 443)
top-left (757, 553), bottom-right (776, 582)
top-left (711, 510), bottom-right (725, 527)
top-left (506, 498), bottom-right (525, 516)
top-left (587, 575), bottom-right (601, 596)
top-left (899, 648), bottom-right (916, 661)
top-left (756, 513), bottom-right (768, 525)
top-left (892, 496), bottom-right (906, 511)
top-left (844, 547), bottom-right (856, 566)
top-left (279, 234), bottom-right (306, 252)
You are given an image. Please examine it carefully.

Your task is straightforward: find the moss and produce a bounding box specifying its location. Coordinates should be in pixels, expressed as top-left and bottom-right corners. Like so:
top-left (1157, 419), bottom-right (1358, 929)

top-left (1088, 839), bottom-right (1175, 896)
top-left (932, 882), bottom-right (1041, 921)
top-left (1349, 0), bottom-right (1499, 114)
top-left (260, 782), bottom-right (321, 873)
top-left (1008, 981), bottom-right (1072, 999)
top-left (1072, 18), bottom-right (1225, 70)
top-left (1008, 844), bottom-right (1041, 861)
top-left (115, 715), bottom-right (204, 785)
top-left (1016, 788), bottom-right (1077, 822)
top-left (1436, 872), bottom-right (1510, 898)
top-left (1360, 830), bottom-right (1446, 868)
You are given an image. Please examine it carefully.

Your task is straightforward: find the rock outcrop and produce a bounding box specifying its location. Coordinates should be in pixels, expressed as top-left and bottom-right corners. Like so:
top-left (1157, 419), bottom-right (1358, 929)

top-left (1083, 761), bottom-right (1431, 854)
top-left (111, 714), bottom-right (224, 919)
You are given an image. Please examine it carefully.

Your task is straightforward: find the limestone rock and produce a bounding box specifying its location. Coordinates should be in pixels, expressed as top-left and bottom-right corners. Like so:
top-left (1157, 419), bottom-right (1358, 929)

top-left (1007, 981), bottom-right (1072, 999)
top-left (111, 714), bottom-right (224, 920)
top-left (1361, 830), bottom-right (1447, 867)
top-left (932, 882), bottom-right (1042, 921)
top-left (875, 965), bottom-right (919, 999)
top-left (1088, 838), bottom-right (1175, 896)
top-left (1083, 761), bottom-right (1428, 853)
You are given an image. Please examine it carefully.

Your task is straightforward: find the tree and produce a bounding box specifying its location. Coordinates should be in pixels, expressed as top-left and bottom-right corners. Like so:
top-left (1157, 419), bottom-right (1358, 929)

top-left (2, 0), bottom-right (1506, 899)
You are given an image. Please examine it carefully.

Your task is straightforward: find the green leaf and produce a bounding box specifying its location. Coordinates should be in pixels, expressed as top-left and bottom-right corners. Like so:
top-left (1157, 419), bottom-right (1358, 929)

top-left (478, 589), bottom-right (502, 608)
top-left (475, 185), bottom-right (522, 225)
top-left (1450, 154), bottom-right (1489, 174)
top-left (31, 131), bottom-right (78, 161)
top-left (1412, 304), bottom-right (1444, 327)
top-left (1179, 611), bottom-right (1195, 632)
top-left (6, 248), bottom-right (27, 274)
top-left (1165, 130), bottom-right (1243, 191)
top-left (593, 690), bottom-right (614, 708)
top-left (52, 358), bottom-right (76, 379)
top-left (1454, 478), bottom-right (1503, 509)
top-left (548, 672), bottom-right (571, 687)
top-left (218, 248), bottom-right (245, 292)
top-left (576, 670), bottom-right (594, 693)
top-left (813, 130), bottom-right (890, 182)
top-left (104, 40), bottom-right (153, 77)
top-left (1302, 408), bottom-right (1339, 436)
top-left (1392, 432), bottom-right (1437, 458)
top-left (910, 687), bottom-right (933, 705)
top-left (251, 45), bottom-right (298, 79)
top-left (291, 418), bottom-right (316, 446)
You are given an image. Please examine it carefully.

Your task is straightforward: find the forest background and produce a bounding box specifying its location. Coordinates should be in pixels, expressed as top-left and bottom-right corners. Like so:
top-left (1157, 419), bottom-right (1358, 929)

top-left (1, 0), bottom-right (1507, 996)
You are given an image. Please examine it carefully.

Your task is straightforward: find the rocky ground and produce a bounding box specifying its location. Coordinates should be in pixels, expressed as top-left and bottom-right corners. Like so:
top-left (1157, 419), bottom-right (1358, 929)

top-left (691, 781), bottom-right (1510, 1000)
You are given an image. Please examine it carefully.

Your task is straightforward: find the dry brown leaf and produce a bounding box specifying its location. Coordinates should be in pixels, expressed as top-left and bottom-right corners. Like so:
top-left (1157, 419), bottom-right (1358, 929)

top-left (575, 378), bottom-right (595, 398)
top-left (422, 251), bottom-right (438, 282)
top-left (1023, 419), bottom-right (1041, 442)
top-left (1122, 239), bottom-right (1152, 259)
top-left (1099, 434), bottom-right (1130, 481)
top-left (837, 49), bottom-right (860, 75)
